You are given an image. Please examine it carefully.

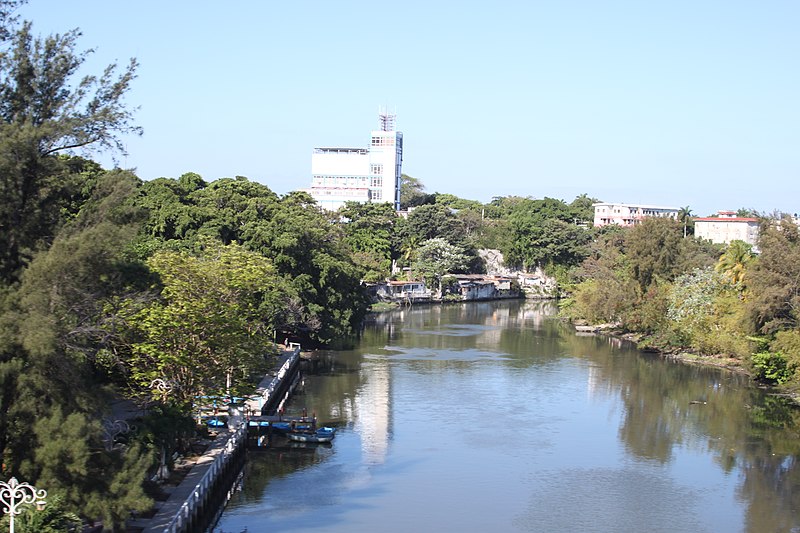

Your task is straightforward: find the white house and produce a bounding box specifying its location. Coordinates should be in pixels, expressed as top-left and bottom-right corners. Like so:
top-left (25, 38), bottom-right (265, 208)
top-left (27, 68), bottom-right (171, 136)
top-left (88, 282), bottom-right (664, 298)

top-left (306, 111), bottom-right (403, 211)
top-left (694, 211), bottom-right (759, 247)
top-left (593, 202), bottom-right (680, 227)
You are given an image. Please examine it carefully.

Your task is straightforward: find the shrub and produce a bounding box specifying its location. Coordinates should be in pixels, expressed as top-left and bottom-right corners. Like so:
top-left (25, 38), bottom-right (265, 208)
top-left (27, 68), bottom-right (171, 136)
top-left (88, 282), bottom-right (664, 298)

top-left (566, 278), bottom-right (636, 325)
top-left (769, 330), bottom-right (800, 385)
top-left (751, 351), bottom-right (794, 384)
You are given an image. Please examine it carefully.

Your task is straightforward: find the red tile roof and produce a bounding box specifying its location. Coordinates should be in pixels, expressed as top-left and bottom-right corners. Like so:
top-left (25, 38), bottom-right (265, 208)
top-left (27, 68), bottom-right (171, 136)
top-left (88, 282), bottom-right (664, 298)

top-left (695, 217), bottom-right (758, 222)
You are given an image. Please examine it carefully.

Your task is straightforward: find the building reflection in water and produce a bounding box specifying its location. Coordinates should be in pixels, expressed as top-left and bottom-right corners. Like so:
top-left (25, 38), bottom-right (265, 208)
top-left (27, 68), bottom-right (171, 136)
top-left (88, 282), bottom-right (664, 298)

top-left (354, 359), bottom-right (391, 465)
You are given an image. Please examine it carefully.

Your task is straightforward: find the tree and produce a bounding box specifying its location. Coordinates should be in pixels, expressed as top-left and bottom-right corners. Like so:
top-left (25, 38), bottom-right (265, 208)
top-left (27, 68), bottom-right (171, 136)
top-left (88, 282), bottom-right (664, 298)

top-left (120, 242), bottom-right (285, 407)
top-left (506, 217), bottom-right (592, 271)
top-left (338, 201), bottom-right (396, 281)
top-left (136, 175), bottom-right (211, 244)
top-left (0, 1), bottom-right (23, 42)
top-left (737, 207), bottom-right (762, 218)
top-left (243, 190), bottom-right (368, 345)
top-left (0, 170), bottom-right (149, 480)
top-left (434, 193), bottom-right (483, 211)
top-left (746, 220), bottom-right (800, 335)
top-left (26, 408), bottom-right (152, 529)
top-left (399, 174), bottom-right (433, 208)
top-left (677, 206), bottom-right (694, 237)
top-left (503, 197), bottom-right (592, 271)
top-left (715, 240), bottom-right (755, 287)
top-left (564, 230), bottom-right (637, 324)
top-left (0, 19), bottom-right (139, 283)
top-left (0, 495), bottom-right (82, 533)
top-left (667, 268), bottom-right (734, 347)
top-left (625, 218), bottom-right (685, 293)
top-left (133, 177), bottom-right (369, 346)
top-left (412, 238), bottom-right (468, 293)
top-left (0, 168), bottom-right (154, 529)
top-left (397, 203), bottom-right (470, 247)
top-left (196, 175), bottom-right (280, 245)
top-left (569, 193), bottom-right (599, 224)
top-left (394, 203), bottom-right (478, 270)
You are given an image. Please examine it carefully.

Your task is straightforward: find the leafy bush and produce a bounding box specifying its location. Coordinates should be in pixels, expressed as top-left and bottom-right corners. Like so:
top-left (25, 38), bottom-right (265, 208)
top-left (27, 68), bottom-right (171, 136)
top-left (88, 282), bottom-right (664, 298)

top-left (636, 329), bottom-right (687, 353)
top-left (769, 330), bottom-right (800, 385)
top-left (626, 281), bottom-right (671, 334)
top-left (751, 351), bottom-right (794, 384)
top-left (565, 278), bottom-right (636, 325)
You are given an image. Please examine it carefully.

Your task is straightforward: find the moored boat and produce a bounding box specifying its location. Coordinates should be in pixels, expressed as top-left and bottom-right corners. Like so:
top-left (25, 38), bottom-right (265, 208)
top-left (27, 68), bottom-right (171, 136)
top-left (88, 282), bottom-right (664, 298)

top-left (287, 426), bottom-right (336, 443)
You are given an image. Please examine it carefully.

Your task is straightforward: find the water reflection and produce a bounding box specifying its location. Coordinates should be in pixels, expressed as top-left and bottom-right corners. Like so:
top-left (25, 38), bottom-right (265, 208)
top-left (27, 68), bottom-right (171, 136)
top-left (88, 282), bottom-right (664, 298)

top-left (214, 300), bottom-right (800, 533)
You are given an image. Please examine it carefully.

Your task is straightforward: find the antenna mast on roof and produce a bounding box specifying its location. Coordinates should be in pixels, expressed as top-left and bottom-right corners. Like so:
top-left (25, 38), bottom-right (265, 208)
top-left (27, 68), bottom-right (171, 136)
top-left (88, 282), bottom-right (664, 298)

top-left (378, 105), bottom-right (396, 131)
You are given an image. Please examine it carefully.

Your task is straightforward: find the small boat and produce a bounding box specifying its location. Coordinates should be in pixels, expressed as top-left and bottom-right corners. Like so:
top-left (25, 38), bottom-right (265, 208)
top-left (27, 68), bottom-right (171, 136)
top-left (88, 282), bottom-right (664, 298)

top-left (246, 420), bottom-right (313, 433)
top-left (206, 417), bottom-right (226, 428)
top-left (287, 427), bottom-right (336, 444)
top-left (273, 421), bottom-right (316, 433)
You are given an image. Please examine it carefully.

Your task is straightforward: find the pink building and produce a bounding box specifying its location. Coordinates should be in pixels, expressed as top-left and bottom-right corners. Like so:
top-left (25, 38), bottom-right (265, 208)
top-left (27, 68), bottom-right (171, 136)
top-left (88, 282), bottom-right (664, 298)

top-left (593, 202), bottom-right (679, 227)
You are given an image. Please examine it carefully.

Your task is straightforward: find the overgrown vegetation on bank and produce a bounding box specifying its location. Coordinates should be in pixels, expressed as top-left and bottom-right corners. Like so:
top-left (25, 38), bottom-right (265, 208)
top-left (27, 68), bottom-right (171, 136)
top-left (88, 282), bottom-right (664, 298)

top-left (560, 216), bottom-right (800, 396)
top-left (2, 1), bottom-right (799, 528)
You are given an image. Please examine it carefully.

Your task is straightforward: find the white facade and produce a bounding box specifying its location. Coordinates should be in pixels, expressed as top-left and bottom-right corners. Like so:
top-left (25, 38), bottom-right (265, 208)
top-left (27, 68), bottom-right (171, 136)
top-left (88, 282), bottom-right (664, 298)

top-left (593, 202), bottom-right (680, 227)
top-left (307, 114), bottom-right (403, 211)
top-left (694, 211), bottom-right (759, 247)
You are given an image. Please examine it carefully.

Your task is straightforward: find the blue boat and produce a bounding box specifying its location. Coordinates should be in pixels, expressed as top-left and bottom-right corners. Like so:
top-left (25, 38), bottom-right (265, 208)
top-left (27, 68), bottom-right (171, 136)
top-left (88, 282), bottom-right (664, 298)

top-left (247, 420), bottom-right (314, 433)
top-left (287, 426), bottom-right (336, 444)
top-left (206, 417), bottom-right (226, 428)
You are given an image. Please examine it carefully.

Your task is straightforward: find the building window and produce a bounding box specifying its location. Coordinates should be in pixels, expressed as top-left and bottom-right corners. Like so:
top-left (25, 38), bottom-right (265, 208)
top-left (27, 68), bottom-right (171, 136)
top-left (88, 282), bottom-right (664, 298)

top-left (371, 177), bottom-right (382, 188)
top-left (371, 136), bottom-right (396, 147)
top-left (372, 189), bottom-right (382, 200)
top-left (371, 164), bottom-right (383, 175)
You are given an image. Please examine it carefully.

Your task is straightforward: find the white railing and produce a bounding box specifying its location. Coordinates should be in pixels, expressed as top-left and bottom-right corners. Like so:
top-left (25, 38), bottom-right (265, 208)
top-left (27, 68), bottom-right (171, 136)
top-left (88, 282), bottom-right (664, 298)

top-left (160, 346), bottom-right (300, 532)
top-left (255, 347), bottom-right (300, 411)
top-left (160, 423), bottom-right (247, 533)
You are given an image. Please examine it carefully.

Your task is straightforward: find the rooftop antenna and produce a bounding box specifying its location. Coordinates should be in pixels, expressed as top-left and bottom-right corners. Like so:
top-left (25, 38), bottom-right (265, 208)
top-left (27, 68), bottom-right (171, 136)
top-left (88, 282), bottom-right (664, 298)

top-left (378, 105), bottom-right (395, 131)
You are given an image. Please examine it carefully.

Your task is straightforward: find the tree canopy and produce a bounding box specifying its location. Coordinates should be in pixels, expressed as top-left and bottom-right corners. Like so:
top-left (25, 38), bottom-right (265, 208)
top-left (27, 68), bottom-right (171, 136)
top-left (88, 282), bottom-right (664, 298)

top-left (119, 242), bottom-right (285, 407)
top-left (0, 19), bottom-right (139, 283)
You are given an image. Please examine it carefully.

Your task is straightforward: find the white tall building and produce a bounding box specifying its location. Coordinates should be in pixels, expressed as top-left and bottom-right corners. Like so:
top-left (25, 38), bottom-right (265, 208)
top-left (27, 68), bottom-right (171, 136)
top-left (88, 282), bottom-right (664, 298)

top-left (307, 112), bottom-right (403, 211)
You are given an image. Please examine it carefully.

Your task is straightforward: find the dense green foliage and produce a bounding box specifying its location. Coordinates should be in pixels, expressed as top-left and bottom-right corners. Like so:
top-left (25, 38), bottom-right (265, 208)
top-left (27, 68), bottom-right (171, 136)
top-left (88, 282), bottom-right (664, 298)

top-left (564, 214), bottom-right (800, 392)
top-left (0, 8), bottom-right (372, 528)
top-left (4, 4), bottom-right (800, 529)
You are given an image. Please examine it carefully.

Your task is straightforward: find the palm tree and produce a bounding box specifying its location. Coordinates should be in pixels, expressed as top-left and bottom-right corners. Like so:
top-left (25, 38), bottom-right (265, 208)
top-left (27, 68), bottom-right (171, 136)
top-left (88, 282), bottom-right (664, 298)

top-left (715, 239), bottom-right (755, 286)
top-left (678, 206), bottom-right (694, 238)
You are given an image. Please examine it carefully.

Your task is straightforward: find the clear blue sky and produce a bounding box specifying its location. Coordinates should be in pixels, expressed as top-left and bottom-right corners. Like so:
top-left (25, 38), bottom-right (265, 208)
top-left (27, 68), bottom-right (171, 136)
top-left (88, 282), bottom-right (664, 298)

top-left (18, 1), bottom-right (800, 216)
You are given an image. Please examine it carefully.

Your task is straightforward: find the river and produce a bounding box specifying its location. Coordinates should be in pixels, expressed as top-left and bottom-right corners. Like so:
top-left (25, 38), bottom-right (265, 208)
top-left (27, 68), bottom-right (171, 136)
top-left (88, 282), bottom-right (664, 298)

top-left (211, 300), bottom-right (800, 533)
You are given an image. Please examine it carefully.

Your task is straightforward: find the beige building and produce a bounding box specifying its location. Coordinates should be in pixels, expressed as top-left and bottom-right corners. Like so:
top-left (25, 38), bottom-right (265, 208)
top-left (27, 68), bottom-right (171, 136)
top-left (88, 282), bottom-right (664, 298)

top-left (694, 211), bottom-right (759, 247)
top-left (593, 202), bottom-right (680, 227)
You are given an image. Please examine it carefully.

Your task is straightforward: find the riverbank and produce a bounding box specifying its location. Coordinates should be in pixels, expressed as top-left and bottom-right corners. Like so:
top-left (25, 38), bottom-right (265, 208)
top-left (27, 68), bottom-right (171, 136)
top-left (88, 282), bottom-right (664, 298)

top-left (573, 322), bottom-right (748, 372)
top-left (573, 321), bottom-right (800, 405)
top-left (213, 299), bottom-right (800, 533)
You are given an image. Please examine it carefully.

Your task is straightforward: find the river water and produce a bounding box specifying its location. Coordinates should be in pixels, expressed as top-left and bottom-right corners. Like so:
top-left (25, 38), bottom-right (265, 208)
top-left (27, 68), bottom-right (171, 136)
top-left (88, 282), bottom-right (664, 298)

top-left (212, 300), bottom-right (800, 533)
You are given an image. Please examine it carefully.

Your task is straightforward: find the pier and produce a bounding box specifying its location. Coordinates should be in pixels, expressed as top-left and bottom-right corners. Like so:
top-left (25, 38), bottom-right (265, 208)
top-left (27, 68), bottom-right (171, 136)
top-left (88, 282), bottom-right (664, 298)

top-left (134, 345), bottom-right (305, 532)
top-left (245, 343), bottom-right (302, 416)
